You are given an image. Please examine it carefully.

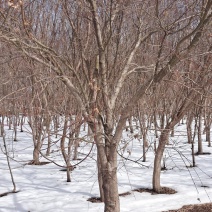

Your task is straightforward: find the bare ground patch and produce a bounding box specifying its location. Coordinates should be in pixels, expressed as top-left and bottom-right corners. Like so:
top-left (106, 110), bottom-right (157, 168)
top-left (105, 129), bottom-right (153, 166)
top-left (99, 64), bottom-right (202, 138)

top-left (133, 187), bottom-right (177, 195)
top-left (165, 203), bottom-right (212, 212)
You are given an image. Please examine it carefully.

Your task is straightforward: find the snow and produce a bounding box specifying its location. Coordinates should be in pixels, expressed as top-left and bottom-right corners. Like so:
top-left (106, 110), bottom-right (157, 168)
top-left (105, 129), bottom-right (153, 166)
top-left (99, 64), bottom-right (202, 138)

top-left (0, 122), bottom-right (212, 212)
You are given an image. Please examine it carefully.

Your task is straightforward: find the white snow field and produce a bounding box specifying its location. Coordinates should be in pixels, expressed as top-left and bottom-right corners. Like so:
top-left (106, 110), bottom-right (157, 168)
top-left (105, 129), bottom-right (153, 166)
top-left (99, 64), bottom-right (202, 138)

top-left (0, 122), bottom-right (212, 212)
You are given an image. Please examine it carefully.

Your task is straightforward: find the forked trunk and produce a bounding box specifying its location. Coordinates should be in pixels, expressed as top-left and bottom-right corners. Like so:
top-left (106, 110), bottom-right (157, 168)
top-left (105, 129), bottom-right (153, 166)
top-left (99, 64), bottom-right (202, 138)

top-left (94, 122), bottom-right (120, 212)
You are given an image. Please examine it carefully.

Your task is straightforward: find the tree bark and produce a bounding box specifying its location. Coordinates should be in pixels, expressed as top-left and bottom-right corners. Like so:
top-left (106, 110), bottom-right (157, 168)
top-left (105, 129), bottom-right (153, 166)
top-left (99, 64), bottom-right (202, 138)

top-left (197, 110), bottom-right (203, 154)
top-left (97, 153), bottom-right (104, 202)
top-left (93, 121), bottom-right (120, 212)
top-left (153, 125), bottom-right (171, 192)
top-left (100, 148), bottom-right (119, 212)
top-left (186, 113), bottom-right (193, 144)
top-left (13, 115), bottom-right (18, 141)
top-left (153, 112), bottom-right (159, 138)
top-left (20, 114), bottom-right (24, 132)
top-left (205, 114), bottom-right (211, 147)
top-left (206, 126), bottom-right (211, 147)
top-left (0, 116), bottom-right (5, 137)
top-left (3, 134), bottom-right (16, 192)
top-left (60, 117), bottom-right (72, 182)
top-left (33, 144), bottom-right (41, 165)
top-left (138, 112), bottom-right (148, 162)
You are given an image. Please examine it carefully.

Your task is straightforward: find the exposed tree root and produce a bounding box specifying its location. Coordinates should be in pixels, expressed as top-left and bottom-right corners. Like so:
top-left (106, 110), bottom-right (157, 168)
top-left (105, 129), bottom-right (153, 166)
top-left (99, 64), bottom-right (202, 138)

top-left (87, 191), bottom-right (131, 203)
top-left (0, 190), bottom-right (20, 198)
top-left (26, 161), bottom-right (51, 165)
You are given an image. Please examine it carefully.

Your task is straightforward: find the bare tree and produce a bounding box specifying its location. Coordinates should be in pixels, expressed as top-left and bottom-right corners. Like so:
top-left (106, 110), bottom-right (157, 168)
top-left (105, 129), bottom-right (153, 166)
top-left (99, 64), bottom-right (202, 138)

top-left (0, 1), bottom-right (212, 211)
top-left (153, 45), bottom-right (212, 193)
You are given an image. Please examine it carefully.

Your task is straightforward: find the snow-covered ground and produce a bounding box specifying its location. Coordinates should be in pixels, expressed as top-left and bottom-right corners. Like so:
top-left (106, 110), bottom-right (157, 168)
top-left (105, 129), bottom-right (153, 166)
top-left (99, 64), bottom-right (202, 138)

top-left (0, 122), bottom-right (212, 212)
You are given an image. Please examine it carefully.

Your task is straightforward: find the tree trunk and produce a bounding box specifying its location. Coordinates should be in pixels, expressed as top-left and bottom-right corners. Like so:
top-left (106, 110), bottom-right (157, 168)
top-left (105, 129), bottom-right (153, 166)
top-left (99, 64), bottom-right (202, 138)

top-left (206, 126), bottom-right (211, 147)
top-left (191, 140), bottom-right (196, 167)
top-left (73, 139), bottom-right (79, 160)
top-left (0, 116), bottom-right (5, 137)
top-left (153, 112), bottom-right (159, 138)
top-left (3, 134), bottom-right (16, 192)
top-left (97, 154), bottom-right (104, 202)
top-left (54, 115), bottom-right (59, 138)
top-left (13, 115), bottom-right (18, 141)
top-left (94, 122), bottom-right (120, 212)
top-left (205, 115), bottom-right (211, 147)
top-left (33, 145), bottom-right (40, 165)
top-left (101, 162), bottom-right (119, 212)
top-left (88, 125), bottom-right (93, 142)
top-left (191, 116), bottom-right (198, 167)
top-left (8, 116), bottom-right (12, 130)
top-left (100, 147), bottom-right (119, 212)
top-left (45, 118), bottom-right (51, 156)
top-left (142, 131), bottom-right (147, 162)
top-left (138, 113), bottom-right (148, 162)
top-left (153, 126), bottom-right (170, 192)
top-left (29, 116), bottom-right (44, 165)
top-left (186, 113), bottom-right (193, 144)
top-left (171, 127), bottom-right (174, 137)
top-left (73, 129), bottom-right (80, 160)
top-left (128, 117), bottom-right (134, 134)
top-left (60, 117), bottom-right (72, 182)
top-left (20, 114), bottom-right (24, 132)
top-left (160, 113), bottom-right (165, 129)
top-left (197, 112), bottom-right (203, 154)
top-left (46, 131), bottom-right (51, 156)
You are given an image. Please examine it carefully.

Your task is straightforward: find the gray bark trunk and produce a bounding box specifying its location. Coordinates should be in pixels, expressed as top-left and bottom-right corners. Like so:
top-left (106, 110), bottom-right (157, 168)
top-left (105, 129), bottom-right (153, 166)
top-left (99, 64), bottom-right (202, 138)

top-left (93, 121), bottom-right (120, 212)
